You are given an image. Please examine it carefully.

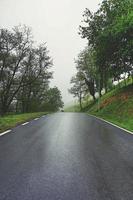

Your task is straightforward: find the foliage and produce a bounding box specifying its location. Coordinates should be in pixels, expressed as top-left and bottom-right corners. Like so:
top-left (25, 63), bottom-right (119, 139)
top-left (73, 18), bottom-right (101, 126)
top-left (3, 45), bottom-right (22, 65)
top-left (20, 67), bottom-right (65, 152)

top-left (69, 72), bottom-right (87, 109)
top-left (42, 87), bottom-right (64, 111)
top-left (70, 0), bottom-right (133, 105)
top-left (0, 25), bottom-right (63, 115)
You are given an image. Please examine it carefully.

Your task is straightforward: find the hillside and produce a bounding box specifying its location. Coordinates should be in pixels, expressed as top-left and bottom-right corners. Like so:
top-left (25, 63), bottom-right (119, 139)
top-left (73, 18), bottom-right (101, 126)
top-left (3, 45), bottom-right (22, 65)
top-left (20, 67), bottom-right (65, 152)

top-left (88, 83), bottom-right (133, 132)
top-left (65, 81), bottom-right (133, 132)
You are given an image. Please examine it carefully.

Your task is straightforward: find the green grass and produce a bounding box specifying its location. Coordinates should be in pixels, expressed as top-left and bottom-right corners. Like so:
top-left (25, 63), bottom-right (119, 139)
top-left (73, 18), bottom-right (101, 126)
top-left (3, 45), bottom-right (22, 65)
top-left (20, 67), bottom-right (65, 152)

top-left (89, 84), bottom-right (133, 132)
top-left (0, 112), bottom-right (49, 133)
top-left (65, 78), bottom-right (133, 132)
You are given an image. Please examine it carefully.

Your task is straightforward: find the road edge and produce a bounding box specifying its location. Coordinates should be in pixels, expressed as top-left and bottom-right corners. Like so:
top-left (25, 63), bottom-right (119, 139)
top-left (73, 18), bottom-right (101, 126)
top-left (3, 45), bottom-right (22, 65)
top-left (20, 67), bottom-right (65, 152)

top-left (88, 114), bottom-right (133, 135)
top-left (0, 114), bottom-right (49, 137)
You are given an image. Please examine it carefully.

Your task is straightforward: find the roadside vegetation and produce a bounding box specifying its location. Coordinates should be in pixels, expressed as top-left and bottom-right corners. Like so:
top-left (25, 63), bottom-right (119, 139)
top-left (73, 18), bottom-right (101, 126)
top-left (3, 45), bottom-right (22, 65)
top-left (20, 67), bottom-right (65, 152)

top-left (69, 0), bottom-right (133, 131)
top-left (0, 25), bottom-right (64, 132)
top-left (0, 112), bottom-right (49, 133)
top-left (0, 25), bottom-right (64, 119)
top-left (89, 84), bottom-right (133, 132)
top-left (66, 80), bottom-right (133, 132)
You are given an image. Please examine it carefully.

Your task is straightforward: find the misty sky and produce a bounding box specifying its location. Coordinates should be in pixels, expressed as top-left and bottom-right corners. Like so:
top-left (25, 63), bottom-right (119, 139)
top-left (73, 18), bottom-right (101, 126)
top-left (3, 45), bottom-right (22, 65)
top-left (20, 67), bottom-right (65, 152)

top-left (0, 0), bottom-right (101, 104)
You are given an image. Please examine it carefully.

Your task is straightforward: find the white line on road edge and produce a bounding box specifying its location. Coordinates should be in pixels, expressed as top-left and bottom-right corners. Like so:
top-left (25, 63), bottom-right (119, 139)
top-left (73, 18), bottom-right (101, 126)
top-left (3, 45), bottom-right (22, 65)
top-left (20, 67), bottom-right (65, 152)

top-left (22, 122), bottom-right (29, 126)
top-left (0, 130), bottom-right (11, 136)
top-left (88, 114), bottom-right (133, 135)
top-left (34, 118), bottom-right (39, 120)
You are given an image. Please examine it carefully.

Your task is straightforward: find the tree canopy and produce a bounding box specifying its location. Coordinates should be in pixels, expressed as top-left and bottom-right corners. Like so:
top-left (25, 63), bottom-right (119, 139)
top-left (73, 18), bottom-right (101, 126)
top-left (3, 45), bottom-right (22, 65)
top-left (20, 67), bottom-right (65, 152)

top-left (69, 0), bottom-right (133, 108)
top-left (0, 25), bottom-right (63, 115)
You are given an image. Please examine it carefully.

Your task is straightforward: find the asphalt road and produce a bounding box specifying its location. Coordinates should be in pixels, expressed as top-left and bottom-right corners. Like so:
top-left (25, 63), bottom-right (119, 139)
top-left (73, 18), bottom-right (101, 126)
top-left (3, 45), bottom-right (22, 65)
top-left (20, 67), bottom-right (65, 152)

top-left (0, 113), bottom-right (133, 200)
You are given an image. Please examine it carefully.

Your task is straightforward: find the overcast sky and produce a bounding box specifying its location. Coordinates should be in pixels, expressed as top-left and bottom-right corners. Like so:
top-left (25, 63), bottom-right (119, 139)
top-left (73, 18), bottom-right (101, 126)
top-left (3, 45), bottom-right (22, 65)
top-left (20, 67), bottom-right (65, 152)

top-left (0, 0), bottom-right (101, 104)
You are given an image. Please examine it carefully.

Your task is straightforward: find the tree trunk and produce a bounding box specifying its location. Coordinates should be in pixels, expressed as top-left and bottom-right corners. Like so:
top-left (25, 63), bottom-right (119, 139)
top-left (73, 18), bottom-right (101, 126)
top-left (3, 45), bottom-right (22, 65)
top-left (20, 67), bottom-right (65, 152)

top-left (16, 100), bottom-right (19, 113)
top-left (0, 104), bottom-right (8, 116)
top-left (79, 96), bottom-right (82, 111)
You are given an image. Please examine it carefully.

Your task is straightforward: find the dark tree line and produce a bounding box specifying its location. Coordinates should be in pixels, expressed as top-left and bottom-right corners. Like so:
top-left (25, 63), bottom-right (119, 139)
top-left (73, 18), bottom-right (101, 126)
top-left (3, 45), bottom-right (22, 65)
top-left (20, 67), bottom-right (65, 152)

top-left (0, 25), bottom-right (64, 115)
top-left (69, 0), bottom-right (133, 108)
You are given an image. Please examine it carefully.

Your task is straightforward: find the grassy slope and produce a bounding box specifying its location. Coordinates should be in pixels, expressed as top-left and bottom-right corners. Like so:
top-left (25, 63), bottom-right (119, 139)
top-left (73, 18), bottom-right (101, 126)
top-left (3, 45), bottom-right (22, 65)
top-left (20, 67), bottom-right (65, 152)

top-left (65, 79), bottom-right (133, 132)
top-left (89, 84), bottom-right (133, 132)
top-left (0, 112), bottom-right (49, 133)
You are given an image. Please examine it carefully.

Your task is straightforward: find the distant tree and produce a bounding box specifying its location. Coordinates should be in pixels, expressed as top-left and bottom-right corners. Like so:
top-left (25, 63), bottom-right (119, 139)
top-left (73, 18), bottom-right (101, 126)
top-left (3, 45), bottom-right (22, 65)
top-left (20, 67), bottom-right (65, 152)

top-left (42, 87), bottom-right (64, 111)
top-left (75, 47), bottom-right (98, 100)
top-left (69, 72), bottom-right (87, 110)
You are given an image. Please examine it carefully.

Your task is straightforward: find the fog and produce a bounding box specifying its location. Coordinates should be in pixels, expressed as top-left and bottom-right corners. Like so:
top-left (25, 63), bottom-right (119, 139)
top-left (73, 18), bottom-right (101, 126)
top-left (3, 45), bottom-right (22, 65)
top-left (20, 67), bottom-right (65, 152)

top-left (0, 0), bottom-right (101, 104)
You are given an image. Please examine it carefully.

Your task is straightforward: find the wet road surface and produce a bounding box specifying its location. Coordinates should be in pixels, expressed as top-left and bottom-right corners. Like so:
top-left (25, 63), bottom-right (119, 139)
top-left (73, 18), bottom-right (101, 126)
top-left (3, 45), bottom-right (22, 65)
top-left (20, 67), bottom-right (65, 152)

top-left (0, 113), bottom-right (133, 200)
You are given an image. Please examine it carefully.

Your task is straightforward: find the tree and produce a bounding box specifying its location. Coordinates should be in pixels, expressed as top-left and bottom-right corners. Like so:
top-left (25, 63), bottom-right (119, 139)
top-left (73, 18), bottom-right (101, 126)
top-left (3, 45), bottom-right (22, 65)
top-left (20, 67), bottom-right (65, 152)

top-left (75, 47), bottom-right (98, 100)
top-left (79, 0), bottom-right (133, 91)
top-left (69, 72), bottom-right (87, 110)
top-left (0, 25), bottom-right (33, 115)
top-left (0, 25), bottom-right (54, 115)
top-left (70, 0), bottom-right (133, 105)
top-left (42, 87), bottom-right (64, 112)
top-left (16, 44), bottom-right (53, 113)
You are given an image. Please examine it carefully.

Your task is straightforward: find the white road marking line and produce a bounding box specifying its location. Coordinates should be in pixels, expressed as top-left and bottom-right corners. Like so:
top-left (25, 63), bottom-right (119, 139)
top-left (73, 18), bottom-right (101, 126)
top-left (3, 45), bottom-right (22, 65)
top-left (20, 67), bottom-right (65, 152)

top-left (34, 118), bottom-right (39, 120)
top-left (88, 114), bottom-right (133, 135)
top-left (22, 122), bottom-right (29, 126)
top-left (0, 130), bottom-right (11, 136)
